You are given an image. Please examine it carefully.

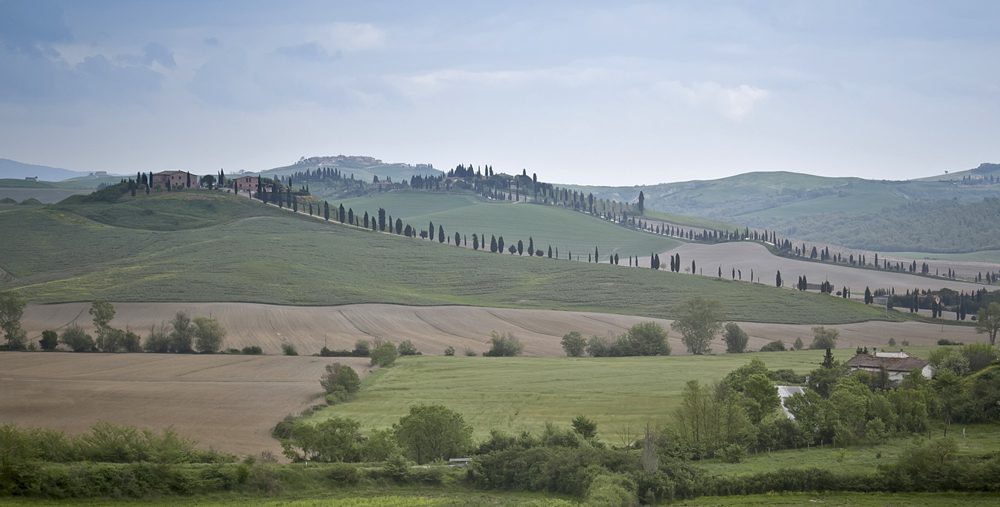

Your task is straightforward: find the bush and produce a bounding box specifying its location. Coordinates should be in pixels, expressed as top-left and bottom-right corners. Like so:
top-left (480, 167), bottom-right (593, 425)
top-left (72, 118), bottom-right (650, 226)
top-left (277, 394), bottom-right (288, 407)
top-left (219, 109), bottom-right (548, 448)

top-left (370, 341), bottom-right (398, 367)
top-left (561, 331), bottom-right (586, 357)
top-left (810, 326), bottom-right (839, 349)
top-left (193, 316), bottom-right (226, 353)
top-left (281, 343), bottom-right (298, 356)
top-left (937, 338), bottom-right (963, 346)
top-left (718, 444), bottom-right (745, 463)
top-left (353, 340), bottom-right (370, 357)
top-left (59, 325), bottom-right (94, 352)
top-left (319, 363), bottom-right (361, 402)
top-left (722, 323), bottom-right (748, 353)
top-left (464, 347), bottom-right (477, 357)
top-left (397, 339), bottom-right (420, 356)
top-left (444, 346), bottom-right (455, 356)
top-left (759, 340), bottom-right (786, 352)
top-left (241, 345), bottom-right (263, 355)
top-left (143, 324), bottom-right (172, 353)
top-left (484, 332), bottom-right (523, 357)
top-left (39, 330), bottom-right (59, 351)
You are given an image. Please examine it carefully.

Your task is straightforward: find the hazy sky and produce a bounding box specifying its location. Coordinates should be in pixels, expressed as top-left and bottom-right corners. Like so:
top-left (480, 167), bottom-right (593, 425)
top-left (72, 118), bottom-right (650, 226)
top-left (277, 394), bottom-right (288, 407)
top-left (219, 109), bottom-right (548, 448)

top-left (1, 0), bottom-right (998, 185)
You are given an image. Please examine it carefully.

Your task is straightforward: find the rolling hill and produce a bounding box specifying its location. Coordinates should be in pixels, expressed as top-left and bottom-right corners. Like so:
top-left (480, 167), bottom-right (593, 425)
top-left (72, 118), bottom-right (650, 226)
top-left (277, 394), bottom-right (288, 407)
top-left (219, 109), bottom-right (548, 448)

top-left (0, 191), bottom-right (887, 325)
top-left (263, 155), bottom-right (443, 184)
top-left (570, 166), bottom-right (1000, 253)
top-left (0, 158), bottom-right (93, 181)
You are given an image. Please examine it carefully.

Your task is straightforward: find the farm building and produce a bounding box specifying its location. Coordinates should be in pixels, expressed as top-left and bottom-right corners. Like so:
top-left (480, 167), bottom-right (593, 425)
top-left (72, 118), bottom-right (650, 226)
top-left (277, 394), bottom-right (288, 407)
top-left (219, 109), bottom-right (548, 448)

top-left (776, 385), bottom-right (806, 420)
top-left (151, 170), bottom-right (198, 191)
top-left (845, 351), bottom-right (933, 382)
top-left (232, 175), bottom-right (260, 193)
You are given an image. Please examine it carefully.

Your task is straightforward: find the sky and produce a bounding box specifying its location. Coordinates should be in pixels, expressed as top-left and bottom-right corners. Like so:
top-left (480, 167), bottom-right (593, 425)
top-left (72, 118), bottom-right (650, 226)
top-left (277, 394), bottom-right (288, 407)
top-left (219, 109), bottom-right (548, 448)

top-left (0, 0), bottom-right (998, 185)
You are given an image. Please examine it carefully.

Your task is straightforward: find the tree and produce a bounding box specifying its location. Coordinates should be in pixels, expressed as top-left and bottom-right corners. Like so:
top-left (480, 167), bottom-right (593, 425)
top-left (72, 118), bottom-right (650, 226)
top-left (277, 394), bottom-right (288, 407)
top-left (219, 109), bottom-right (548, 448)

top-left (571, 415), bottom-right (597, 439)
top-left (200, 174), bottom-right (216, 189)
top-left (484, 332), bottom-right (523, 356)
top-left (637, 191), bottom-right (645, 214)
top-left (89, 300), bottom-right (115, 336)
top-left (170, 311), bottom-right (195, 353)
top-left (398, 339), bottom-right (419, 356)
top-left (323, 201), bottom-right (330, 221)
top-left (671, 298), bottom-right (723, 355)
top-left (378, 208), bottom-right (386, 231)
top-left (517, 239), bottom-right (524, 256)
top-left (975, 302), bottom-right (1000, 346)
top-left (370, 341), bottom-right (398, 367)
top-left (320, 362), bottom-right (361, 397)
top-left (454, 231), bottom-right (461, 247)
top-left (776, 270), bottom-right (782, 287)
top-left (143, 323), bottom-right (172, 353)
top-left (624, 322), bottom-right (670, 355)
top-left (722, 322), bottom-right (748, 353)
top-left (793, 337), bottom-right (804, 350)
top-left (810, 326), bottom-right (839, 349)
top-left (0, 292), bottom-right (26, 350)
top-left (561, 331), bottom-right (586, 357)
top-left (193, 316), bottom-right (225, 353)
top-left (281, 417), bottom-right (363, 463)
top-left (39, 330), bottom-right (59, 351)
top-left (60, 325), bottom-right (94, 352)
top-left (438, 225), bottom-right (445, 243)
top-left (394, 404), bottom-right (472, 464)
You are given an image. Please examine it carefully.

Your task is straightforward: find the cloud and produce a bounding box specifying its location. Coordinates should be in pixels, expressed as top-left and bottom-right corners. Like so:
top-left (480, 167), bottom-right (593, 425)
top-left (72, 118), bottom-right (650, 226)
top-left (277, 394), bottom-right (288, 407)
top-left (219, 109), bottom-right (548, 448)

top-left (653, 81), bottom-right (770, 120)
top-left (326, 22), bottom-right (385, 51)
top-left (397, 66), bottom-right (614, 96)
top-left (276, 42), bottom-right (340, 62)
top-left (0, 0), bottom-right (72, 58)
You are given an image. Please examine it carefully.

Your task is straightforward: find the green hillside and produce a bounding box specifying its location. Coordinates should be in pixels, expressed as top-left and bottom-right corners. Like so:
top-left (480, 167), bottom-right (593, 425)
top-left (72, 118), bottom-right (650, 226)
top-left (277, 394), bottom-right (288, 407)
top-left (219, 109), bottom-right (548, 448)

top-left (0, 192), bottom-right (887, 324)
top-left (264, 155), bottom-right (442, 184)
top-left (339, 191), bottom-right (682, 258)
top-left (573, 169), bottom-right (1000, 253)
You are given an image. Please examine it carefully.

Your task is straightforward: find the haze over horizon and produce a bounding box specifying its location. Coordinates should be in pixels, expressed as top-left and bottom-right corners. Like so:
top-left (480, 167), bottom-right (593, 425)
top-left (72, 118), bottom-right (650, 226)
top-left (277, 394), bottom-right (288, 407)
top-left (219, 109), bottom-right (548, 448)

top-left (1, 0), bottom-right (998, 186)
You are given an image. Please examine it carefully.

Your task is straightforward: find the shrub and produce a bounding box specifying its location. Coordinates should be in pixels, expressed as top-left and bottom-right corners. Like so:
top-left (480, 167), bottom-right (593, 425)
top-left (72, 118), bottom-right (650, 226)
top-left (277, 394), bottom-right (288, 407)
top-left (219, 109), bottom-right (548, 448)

top-left (59, 325), bottom-right (94, 352)
top-left (571, 415), bottom-right (598, 439)
top-left (718, 444), bottom-right (745, 463)
top-left (444, 346), bottom-right (455, 356)
top-left (810, 326), bottom-right (839, 349)
top-left (39, 330), bottom-right (59, 351)
top-left (484, 332), bottom-right (523, 357)
top-left (561, 331), bottom-right (586, 357)
top-left (961, 343), bottom-right (998, 372)
top-left (193, 317), bottom-right (225, 353)
top-left (143, 324), bottom-right (172, 353)
top-left (241, 345), bottom-right (263, 355)
top-left (760, 340), bottom-right (786, 352)
top-left (888, 337), bottom-right (897, 347)
top-left (281, 343), bottom-right (298, 356)
top-left (370, 341), bottom-right (398, 367)
top-left (319, 363), bottom-right (361, 402)
top-left (464, 347), bottom-right (477, 357)
top-left (722, 322), bottom-right (748, 353)
top-left (937, 338), bottom-right (963, 346)
top-left (397, 339), bottom-right (420, 356)
top-left (793, 337), bottom-right (804, 350)
top-left (280, 418), bottom-right (363, 462)
top-left (353, 340), bottom-right (370, 357)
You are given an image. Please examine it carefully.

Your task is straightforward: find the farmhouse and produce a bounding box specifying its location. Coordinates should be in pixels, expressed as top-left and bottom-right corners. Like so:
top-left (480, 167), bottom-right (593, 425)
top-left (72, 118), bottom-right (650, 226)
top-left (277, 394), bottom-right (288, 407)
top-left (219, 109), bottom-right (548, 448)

top-left (845, 351), bottom-right (933, 382)
top-left (232, 175), bottom-right (260, 193)
top-left (151, 170), bottom-right (198, 191)
top-left (776, 385), bottom-right (806, 420)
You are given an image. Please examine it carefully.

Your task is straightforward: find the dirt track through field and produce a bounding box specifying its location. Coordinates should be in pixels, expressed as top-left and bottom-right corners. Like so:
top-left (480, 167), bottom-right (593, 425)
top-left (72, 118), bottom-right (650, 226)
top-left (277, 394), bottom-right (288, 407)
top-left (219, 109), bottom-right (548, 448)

top-left (0, 352), bottom-right (371, 456)
top-left (22, 302), bottom-right (985, 357)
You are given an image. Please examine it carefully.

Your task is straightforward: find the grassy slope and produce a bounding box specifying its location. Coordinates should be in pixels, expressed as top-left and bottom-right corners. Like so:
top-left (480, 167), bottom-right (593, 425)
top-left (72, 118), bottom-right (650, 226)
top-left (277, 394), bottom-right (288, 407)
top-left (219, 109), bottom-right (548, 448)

top-left (339, 190), bottom-right (682, 257)
top-left (0, 192), bottom-right (887, 324)
top-left (309, 351), bottom-right (837, 440)
top-left (674, 492), bottom-right (1000, 506)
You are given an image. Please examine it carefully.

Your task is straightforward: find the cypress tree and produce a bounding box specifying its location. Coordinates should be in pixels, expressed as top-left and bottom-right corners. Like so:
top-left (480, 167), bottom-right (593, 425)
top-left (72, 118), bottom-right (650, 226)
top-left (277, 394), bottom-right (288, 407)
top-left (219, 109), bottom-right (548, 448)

top-left (438, 225), bottom-right (445, 243)
top-left (454, 232), bottom-right (460, 247)
top-left (339, 204), bottom-right (346, 223)
top-left (490, 235), bottom-right (497, 253)
top-left (323, 201), bottom-right (330, 221)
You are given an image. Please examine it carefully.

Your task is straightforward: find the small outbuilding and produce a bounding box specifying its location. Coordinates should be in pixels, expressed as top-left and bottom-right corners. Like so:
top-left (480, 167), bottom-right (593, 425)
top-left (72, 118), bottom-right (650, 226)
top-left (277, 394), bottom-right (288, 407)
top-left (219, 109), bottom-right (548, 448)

top-left (845, 351), bottom-right (933, 382)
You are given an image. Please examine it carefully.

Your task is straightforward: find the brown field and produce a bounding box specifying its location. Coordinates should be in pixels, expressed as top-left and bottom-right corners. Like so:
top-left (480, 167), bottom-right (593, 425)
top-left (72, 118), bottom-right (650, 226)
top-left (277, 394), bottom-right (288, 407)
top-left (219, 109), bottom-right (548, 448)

top-left (21, 302), bottom-right (985, 357)
top-left (658, 241), bottom-right (992, 294)
top-left (0, 352), bottom-right (370, 456)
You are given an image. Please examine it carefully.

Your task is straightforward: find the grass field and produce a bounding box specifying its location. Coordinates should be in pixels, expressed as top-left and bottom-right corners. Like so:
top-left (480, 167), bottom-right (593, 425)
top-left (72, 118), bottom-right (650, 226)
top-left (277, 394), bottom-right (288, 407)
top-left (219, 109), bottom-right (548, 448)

top-left (0, 192), bottom-right (888, 325)
top-left (339, 190), bottom-right (682, 258)
top-left (881, 250), bottom-right (1000, 264)
top-left (674, 492), bottom-right (1000, 506)
top-left (309, 351), bottom-right (838, 440)
top-left (696, 423), bottom-right (1000, 477)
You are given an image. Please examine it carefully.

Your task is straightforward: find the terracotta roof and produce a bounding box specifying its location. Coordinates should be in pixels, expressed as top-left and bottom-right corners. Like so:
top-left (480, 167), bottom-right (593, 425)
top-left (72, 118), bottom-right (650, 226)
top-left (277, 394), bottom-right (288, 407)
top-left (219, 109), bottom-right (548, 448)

top-left (845, 354), bottom-right (928, 372)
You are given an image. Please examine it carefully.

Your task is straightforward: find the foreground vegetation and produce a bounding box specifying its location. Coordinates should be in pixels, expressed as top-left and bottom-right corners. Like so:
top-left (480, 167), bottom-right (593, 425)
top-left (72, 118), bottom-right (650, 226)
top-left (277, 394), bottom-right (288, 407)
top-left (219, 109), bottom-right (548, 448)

top-left (0, 192), bottom-right (887, 324)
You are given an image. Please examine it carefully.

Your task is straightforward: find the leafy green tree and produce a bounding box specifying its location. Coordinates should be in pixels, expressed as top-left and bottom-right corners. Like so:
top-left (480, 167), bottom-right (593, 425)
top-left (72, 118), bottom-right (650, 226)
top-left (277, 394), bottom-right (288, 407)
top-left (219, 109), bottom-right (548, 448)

top-left (0, 291), bottom-right (27, 350)
top-left (625, 322), bottom-right (670, 355)
top-left (282, 343), bottom-right (298, 356)
top-left (353, 340), bottom-right (370, 357)
top-left (39, 330), bottom-right (59, 351)
top-left (170, 312), bottom-right (195, 353)
top-left (143, 323), bottom-right (172, 353)
top-left (793, 337), bottom-right (804, 350)
top-left (722, 322), bottom-right (748, 353)
top-left (571, 415), bottom-right (597, 439)
top-left (398, 339), bottom-right (419, 356)
top-left (561, 331), bottom-right (586, 357)
top-left (484, 332), bottom-right (523, 356)
top-left (281, 417), bottom-right (363, 462)
top-left (89, 301), bottom-right (115, 334)
top-left (394, 404), bottom-right (472, 464)
top-left (739, 373), bottom-right (780, 424)
top-left (444, 345), bottom-right (455, 356)
top-left (320, 362), bottom-right (361, 397)
top-left (809, 326), bottom-right (839, 349)
top-left (370, 341), bottom-right (398, 367)
top-left (671, 298), bottom-right (723, 355)
top-left (975, 302), bottom-right (1000, 346)
top-left (193, 316), bottom-right (226, 353)
top-left (60, 325), bottom-right (94, 352)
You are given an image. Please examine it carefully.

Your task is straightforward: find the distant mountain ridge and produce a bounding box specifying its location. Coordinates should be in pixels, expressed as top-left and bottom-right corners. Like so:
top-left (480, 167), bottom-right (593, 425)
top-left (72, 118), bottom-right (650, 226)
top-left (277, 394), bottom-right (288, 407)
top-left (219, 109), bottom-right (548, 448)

top-left (0, 158), bottom-right (93, 181)
top-left (263, 155), bottom-right (442, 183)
